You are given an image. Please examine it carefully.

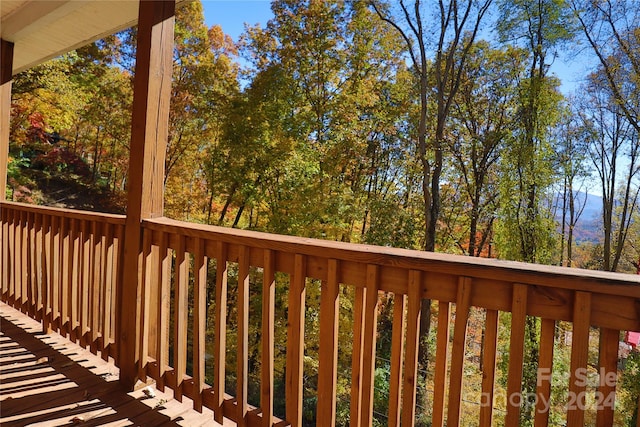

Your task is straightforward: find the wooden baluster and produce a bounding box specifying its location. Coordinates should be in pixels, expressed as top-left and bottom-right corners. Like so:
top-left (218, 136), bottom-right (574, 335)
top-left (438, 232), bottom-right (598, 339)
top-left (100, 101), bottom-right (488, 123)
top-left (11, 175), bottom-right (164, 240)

top-left (70, 218), bottom-right (80, 343)
top-left (534, 318), bottom-right (555, 427)
top-left (237, 245), bottom-right (250, 425)
top-left (112, 222), bottom-right (125, 364)
top-left (401, 270), bottom-right (422, 427)
top-left (14, 208), bottom-right (22, 309)
top-left (156, 231), bottom-right (171, 391)
top-left (67, 217), bottom-right (77, 336)
top-left (82, 219), bottom-right (93, 344)
top-left (8, 208), bottom-right (16, 305)
top-left (174, 234), bottom-right (189, 402)
top-left (31, 212), bottom-right (39, 317)
top-left (60, 216), bottom-right (70, 336)
top-left (51, 215), bottom-right (60, 329)
top-left (23, 211), bottom-right (31, 312)
top-left (11, 208), bottom-right (18, 306)
top-left (9, 207), bottom-right (16, 301)
top-left (15, 209), bottom-right (21, 308)
top-left (317, 259), bottom-right (340, 426)
top-left (147, 230), bottom-right (159, 365)
top-left (19, 209), bottom-right (27, 311)
top-left (34, 212), bottom-right (43, 321)
top-left (102, 222), bottom-right (114, 360)
top-left (32, 212), bottom-right (41, 318)
top-left (286, 254), bottom-right (306, 427)
top-left (505, 284), bottom-right (528, 426)
top-left (91, 221), bottom-right (103, 353)
top-left (479, 309), bottom-right (499, 427)
top-left (388, 293), bottom-right (406, 427)
top-left (567, 291), bottom-right (591, 427)
top-left (361, 264), bottom-right (380, 427)
top-left (24, 211), bottom-right (31, 312)
top-left (432, 300), bottom-right (451, 427)
top-left (26, 212), bottom-right (36, 316)
top-left (97, 223), bottom-right (108, 354)
top-left (596, 328), bottom-right (618, 427)
top-left (350, 284), bottom-right (366, 427)
top-left (81, 219), bottom-right (91, 345)
top-left (261, 249), bottom-right (276, 427)
top-left (41, 214), bottom-right (51, 332)
top-left (138, 227), bottom-right (152, 380)
top-left (214, 241), bottom-right (228, 423)
top-left (82, 220), bottom-right (95, 346)
top-left (9, 209), bottom-right (17, 306)
top-left (447, 277), bottom-right (473, 427)
top-left (1, 207), bottom-right (9, 298)
top-left (10, 208), bottom-right (16, 305)
top-left (18, 210), bottom-right (25, 309)
top-left (24, 212), bottom-right (34, 316)
top-left (192, 237), bottom-right (207, 412)
top-left (58, 216), bottom-right (71, 336)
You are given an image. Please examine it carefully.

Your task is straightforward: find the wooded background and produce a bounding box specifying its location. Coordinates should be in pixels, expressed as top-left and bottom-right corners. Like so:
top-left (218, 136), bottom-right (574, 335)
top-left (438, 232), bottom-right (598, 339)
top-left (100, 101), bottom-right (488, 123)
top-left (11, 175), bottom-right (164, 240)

top-left (5, 1), bottom-right (640, 425)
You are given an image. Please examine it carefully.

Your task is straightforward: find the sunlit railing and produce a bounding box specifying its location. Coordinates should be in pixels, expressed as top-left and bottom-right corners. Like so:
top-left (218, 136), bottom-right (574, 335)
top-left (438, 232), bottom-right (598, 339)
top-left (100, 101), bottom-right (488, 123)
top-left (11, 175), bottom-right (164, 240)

top-left (2, 200), bottom-right (639, 427)
top-left (1, 201), bottom-right (124, 362)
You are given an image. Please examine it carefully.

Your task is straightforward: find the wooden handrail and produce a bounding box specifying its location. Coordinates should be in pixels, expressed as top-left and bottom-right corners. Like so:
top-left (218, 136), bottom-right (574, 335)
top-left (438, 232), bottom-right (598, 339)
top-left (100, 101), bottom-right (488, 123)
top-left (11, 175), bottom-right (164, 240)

top-left (143, 216), bottom-right (640, 297)
top-left (0, 200), bottom-right (126, 223)
top-left (2, 204), bottom-right (639, 427)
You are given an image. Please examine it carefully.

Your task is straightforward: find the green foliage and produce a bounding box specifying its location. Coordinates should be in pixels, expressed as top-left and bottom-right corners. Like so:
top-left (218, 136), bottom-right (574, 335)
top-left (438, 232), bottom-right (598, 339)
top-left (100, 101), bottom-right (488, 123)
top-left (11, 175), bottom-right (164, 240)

top-left (220, 0), bottom-right (414, 242)
top-left (7, 155), bottom-right (29, 179)
top-left (494, 74), bottom-right (563, 264)
top-left (620, 350), bottom-right (640, 426)
top-left (444, 41), bottom-right (528, 256)
top-left (497, 0), bottom-right (577, 49)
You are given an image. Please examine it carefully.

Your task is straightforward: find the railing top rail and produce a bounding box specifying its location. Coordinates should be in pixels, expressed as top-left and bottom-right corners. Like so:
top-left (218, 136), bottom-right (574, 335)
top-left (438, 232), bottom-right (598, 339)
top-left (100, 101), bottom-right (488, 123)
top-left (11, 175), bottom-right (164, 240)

top-left (1, 200), bottom-right (126, 224)
top-left (144, 216), bottom-right (640, 298)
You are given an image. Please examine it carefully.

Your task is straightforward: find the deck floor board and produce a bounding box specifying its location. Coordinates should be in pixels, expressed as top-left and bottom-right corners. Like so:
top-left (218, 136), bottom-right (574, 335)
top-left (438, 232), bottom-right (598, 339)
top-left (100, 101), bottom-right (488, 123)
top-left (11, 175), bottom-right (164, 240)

top-left (0, 303), bottom-right (226, 426)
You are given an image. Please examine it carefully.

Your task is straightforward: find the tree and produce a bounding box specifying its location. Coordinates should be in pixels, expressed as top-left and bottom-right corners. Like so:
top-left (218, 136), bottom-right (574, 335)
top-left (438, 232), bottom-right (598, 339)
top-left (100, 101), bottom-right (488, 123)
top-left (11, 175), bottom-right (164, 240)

top-left (164, 2), bottom-right (239, 220)
top-left (579, 72), bottom-right (640, 272)
top-left (236, 0), bottom-right (412, 240)
top-left (495, 0), bottom-right (574, 264)
top-left (570, 0), bottom-right (640, 273)
top-left (571, 0), bottom-right (640, 133)
top-left (370, 0), bottom-right (493, 253)
top-left (553, 104), bottom-right (590, 267)
top-left (445, 41), bottom-right (526, 257)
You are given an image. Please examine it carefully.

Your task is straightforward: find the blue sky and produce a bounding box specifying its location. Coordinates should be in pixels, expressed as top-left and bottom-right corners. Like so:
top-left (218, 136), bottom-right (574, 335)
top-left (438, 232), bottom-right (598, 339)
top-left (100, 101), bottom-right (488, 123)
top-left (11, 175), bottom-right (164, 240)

top-left (201, 1), bottom-right (274, 41)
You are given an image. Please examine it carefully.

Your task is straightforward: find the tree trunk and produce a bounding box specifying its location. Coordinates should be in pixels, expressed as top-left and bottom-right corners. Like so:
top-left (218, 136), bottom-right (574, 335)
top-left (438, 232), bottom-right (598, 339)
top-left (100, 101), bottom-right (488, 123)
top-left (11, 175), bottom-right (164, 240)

top-left (232, 202), bottom-right (245, 228)
top-left (567, 182), bottom-right (575, 267)
top-left (218, 182), bottom-right (237, 225)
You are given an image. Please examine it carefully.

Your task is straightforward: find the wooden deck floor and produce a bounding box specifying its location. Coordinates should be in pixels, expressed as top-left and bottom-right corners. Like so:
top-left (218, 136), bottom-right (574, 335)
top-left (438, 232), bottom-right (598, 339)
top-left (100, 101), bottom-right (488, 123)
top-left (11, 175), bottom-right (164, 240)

top-left (0, 303), bottom-right (226, 427)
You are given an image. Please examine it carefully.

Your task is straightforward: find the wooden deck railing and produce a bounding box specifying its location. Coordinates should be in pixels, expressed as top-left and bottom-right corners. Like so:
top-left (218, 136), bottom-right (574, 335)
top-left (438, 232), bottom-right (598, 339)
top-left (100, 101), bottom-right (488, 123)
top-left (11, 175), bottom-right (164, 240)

top-left (1, 201), bottom-right (124, 362)
top-left (2, 200), bottom-right (640, 427)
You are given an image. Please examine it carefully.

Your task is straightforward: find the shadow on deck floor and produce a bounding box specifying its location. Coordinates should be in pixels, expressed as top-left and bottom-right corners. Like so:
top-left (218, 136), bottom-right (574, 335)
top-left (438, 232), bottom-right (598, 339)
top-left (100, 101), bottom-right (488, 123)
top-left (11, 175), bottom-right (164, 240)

top-left (0, 303), bottom-right (222, 426)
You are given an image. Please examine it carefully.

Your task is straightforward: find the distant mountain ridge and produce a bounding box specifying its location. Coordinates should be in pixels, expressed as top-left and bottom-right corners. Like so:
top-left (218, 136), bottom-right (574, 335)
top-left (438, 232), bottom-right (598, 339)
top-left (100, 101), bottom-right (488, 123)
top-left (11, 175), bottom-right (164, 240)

top-left (555, 191), bottom-right (603, 244)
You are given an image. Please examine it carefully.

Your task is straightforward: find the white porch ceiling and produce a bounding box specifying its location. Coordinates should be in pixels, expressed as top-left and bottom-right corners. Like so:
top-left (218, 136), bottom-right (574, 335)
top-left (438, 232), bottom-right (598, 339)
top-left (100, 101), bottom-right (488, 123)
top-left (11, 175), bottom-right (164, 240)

top-left (1, 1), bottom-right (185, 75)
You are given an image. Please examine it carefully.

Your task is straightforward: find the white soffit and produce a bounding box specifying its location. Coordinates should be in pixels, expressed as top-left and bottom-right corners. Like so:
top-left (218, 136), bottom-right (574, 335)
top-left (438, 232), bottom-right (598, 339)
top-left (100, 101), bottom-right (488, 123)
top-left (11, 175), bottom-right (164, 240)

top-left (1, 1), bottom-right (141, 74)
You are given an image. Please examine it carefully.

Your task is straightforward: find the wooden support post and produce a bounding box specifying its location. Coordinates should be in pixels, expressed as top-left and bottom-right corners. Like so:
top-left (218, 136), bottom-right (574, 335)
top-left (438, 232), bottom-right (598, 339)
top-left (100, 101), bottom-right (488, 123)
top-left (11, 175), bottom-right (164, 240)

top-left (1, 39), bottom-right (14, 202)
top-left (118, 0), bottom-right (174, 390)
